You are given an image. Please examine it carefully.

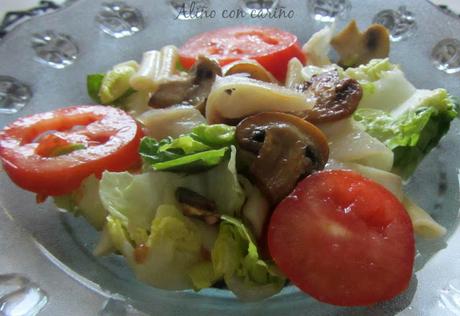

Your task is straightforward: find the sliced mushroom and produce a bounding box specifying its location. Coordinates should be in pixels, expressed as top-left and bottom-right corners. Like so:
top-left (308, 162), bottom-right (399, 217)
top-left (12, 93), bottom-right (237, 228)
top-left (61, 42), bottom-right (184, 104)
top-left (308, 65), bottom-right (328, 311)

top-left (294, 70), bottom-right (362, 123)
top-left (236, 112), bottom-right (329, 205)
top-left (148, 56), bottom-right (222, 110)
top-left (146, 75), bottom-right (194, 107)
top-left (222, 60), bottom-right (277, 83)
top-left (331, 20), bottom-right (390, 68)
top-left (206, 75), bottom-right (315, 124)
top-left (176, 187), bottom-right (221, 225)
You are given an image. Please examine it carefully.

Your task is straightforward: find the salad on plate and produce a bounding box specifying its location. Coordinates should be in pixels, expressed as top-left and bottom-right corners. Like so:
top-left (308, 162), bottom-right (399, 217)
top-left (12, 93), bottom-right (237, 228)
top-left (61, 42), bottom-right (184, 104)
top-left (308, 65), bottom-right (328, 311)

top-left (0, 22), bottom-right (457, 306)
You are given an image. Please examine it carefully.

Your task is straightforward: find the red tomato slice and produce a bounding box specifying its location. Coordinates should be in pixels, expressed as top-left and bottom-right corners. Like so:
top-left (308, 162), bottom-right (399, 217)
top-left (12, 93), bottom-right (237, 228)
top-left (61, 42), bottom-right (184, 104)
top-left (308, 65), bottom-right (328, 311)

top-left (268, 170), bottom-right (415, 306)
top-left (0, 105), bottom-right (143, 196)
top-left (179, 26), bottom-right (306, 82)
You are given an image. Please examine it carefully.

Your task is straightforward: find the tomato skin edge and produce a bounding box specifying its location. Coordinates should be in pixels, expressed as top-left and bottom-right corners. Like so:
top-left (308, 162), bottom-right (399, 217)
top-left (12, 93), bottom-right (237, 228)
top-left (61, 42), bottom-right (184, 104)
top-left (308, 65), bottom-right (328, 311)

top-left (0, 126), bottom-right (143, 196)
top-left (267, 170), bottom-right (415, 307)
top-left (178, 26), bottom-right (306, 82)
top-left (0, 105), bottom-right (144, 196)
top-left (180, 43), bottom-right (305, 82)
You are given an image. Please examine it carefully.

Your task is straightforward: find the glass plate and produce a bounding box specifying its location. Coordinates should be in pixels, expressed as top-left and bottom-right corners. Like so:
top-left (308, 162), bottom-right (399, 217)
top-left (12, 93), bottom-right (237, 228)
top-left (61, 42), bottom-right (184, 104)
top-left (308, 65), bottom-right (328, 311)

top-left (0, 0), bottom-right (459, 315)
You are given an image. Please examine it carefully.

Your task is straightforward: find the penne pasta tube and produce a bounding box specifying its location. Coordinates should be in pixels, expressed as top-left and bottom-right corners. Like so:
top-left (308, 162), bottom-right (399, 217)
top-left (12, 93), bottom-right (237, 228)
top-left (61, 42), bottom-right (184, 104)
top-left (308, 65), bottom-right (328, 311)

top-left (130, 45), bottom-right (179, 92)
top-left (285, 57), bottom-right (304, 89)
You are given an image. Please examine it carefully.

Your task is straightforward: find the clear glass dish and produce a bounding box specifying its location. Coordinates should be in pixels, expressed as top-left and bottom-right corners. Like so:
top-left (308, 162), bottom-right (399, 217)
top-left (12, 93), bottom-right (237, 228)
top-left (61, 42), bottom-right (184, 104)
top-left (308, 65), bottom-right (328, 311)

top-left (0, 0), bottom-right (459, 315)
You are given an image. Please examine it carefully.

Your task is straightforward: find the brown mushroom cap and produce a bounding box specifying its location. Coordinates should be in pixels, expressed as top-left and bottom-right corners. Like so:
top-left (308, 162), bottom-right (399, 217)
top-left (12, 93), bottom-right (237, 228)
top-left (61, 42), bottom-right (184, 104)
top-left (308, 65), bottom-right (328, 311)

top-left (222, 60), bottom-right (277, 83)
top-left (148, 56), bottom-right (222, 110)
top-left (297, 70), bottom-right (363, 123)
top-left (236, 112), bottom-right (329, 205)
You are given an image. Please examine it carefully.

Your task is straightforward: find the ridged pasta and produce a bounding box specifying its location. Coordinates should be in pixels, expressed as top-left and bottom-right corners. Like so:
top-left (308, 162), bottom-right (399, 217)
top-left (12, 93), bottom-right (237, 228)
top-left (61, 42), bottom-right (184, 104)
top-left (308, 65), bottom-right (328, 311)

top-left (130, 45), bottom-right (179, 92)
top-left (285, 57), bottom-right (304, 89)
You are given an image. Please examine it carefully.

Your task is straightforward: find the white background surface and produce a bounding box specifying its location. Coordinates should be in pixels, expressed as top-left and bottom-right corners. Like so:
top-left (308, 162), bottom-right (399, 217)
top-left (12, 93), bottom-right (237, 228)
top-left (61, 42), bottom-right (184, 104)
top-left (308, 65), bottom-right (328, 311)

top-left (0, 0), bottom-right (459, 22)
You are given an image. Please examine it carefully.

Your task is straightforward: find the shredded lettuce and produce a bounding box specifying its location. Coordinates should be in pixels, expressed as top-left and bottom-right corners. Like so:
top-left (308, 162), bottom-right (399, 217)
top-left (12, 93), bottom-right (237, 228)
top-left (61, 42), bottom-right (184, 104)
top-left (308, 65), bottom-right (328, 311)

top-left (188, 261), bottom-right (219, 290)
top-left (54, 175), bottom-right (107, 230)
top-left (182, 146), bottom-right (245, 216)
top-left (453, 96), bottom-right (460, 113)
top-left (211, 216), bottom-right (285, 301)
top-left (345, 58), bottom-right (416, 111)
top-left (122, 91), bottom-right (151, 117)
top-left (342, 59), bottom-right (458, 178)
top-left (106, 205), bottom-right (211, 290)
top-left (99, 171), bottom-right (180, 243)
top-left (100, 148), bottom-right (247, 291)
top-left (140, 124), bottom-right (236, 172)
top-left (106, 215), bottom-right (133, 256)
top-left (354, 89), bottom-right (457, 178)
top-left (344, 58), bottom-right (396, 82)
top-left (87, 60), bottom-right (138, 104)
top-left (99, 146), bottom-right (245, 243)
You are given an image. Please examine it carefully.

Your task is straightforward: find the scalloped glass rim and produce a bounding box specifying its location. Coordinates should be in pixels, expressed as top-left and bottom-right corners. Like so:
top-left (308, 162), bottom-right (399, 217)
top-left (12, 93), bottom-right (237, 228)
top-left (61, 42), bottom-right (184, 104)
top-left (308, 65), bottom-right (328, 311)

top-left (0, 0), bottom-right (459, 315)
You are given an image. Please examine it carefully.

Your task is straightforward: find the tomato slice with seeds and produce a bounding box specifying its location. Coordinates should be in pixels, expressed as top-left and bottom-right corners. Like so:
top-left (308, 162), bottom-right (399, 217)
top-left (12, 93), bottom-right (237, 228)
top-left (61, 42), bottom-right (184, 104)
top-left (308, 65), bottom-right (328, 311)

top-left (268, 170), bottom-right (415, 306)
top-left (179, 26), bottom-right (306, 81)
top-left (0, 105), bottom-right (143, 196)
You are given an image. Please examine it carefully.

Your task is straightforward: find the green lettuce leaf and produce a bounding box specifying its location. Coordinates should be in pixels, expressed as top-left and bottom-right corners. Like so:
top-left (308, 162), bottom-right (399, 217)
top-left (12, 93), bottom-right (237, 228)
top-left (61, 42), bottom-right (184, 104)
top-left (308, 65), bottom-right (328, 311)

top-left (344, 59), bottom-right (458, 178)
top-left (211, 216), bottom-right (285, 301)
top-left (140, 124), bottom-right (236, 172)
top-left (191, 124), bottom-right (236, 147)
top-left (354, 89), bottom-right (457, 178)
top-left (87, 74), bottom-right (104, 103)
